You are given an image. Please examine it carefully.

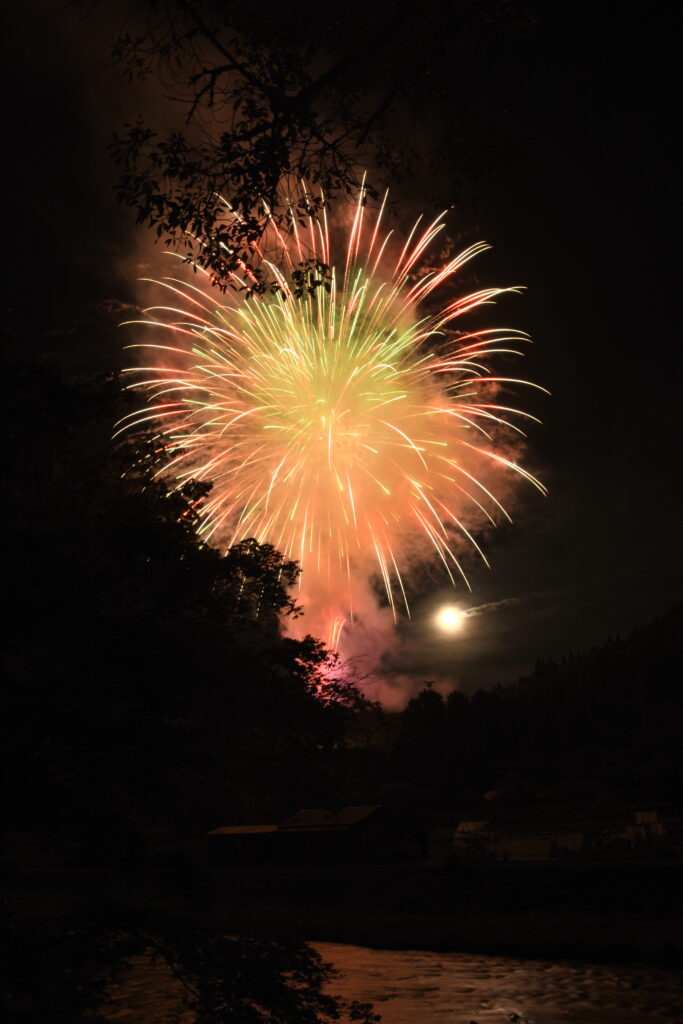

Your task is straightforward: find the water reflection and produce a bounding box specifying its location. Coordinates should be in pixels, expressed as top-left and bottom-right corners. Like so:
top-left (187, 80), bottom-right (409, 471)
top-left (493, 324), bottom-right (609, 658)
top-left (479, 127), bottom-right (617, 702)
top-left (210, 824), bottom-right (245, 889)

top-left (315, 942), bottom-right (682, 1024)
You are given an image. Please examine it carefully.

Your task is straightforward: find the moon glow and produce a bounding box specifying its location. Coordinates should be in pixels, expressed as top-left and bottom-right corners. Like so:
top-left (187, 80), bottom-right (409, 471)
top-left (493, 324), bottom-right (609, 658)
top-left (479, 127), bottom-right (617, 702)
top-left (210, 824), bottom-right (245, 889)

top-left (436, 605), bottom-right (466, 633)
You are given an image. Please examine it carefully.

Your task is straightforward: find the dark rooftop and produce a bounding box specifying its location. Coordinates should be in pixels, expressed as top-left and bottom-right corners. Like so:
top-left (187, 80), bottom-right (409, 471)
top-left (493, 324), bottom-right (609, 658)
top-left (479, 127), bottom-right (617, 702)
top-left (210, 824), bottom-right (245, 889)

top-left (278, 805), bottom-right (382, 831)
top-left (207, 824), bottom-right (278, 836)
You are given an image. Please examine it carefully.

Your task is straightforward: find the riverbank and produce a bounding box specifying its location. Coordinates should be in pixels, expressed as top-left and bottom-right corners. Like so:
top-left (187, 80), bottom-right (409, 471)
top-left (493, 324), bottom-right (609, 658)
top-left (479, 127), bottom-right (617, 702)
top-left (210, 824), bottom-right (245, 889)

top-left (6, 857), bottom-right (682, 966)
top-left (203, 859), bottom-right (683, 965)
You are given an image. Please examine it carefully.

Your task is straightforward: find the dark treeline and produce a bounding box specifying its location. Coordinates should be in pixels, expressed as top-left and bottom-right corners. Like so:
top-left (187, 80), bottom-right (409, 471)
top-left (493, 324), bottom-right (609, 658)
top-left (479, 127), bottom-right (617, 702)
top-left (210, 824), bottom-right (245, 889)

top-left (2, 355), bottom-right (368, 845)
top-left (386, 608), bottom-right (683, 808)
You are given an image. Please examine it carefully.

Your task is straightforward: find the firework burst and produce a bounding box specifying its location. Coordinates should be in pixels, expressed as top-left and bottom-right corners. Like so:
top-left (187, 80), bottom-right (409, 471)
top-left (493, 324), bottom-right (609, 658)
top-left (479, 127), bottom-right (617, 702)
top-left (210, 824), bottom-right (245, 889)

top-left (119, 191), bottom-right (546, 644)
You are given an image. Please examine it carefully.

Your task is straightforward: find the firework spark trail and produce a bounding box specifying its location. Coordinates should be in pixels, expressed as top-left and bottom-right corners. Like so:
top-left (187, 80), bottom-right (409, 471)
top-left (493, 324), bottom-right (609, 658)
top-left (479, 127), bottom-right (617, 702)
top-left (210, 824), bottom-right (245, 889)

top-left (119, 191), bottom-right (546, 653)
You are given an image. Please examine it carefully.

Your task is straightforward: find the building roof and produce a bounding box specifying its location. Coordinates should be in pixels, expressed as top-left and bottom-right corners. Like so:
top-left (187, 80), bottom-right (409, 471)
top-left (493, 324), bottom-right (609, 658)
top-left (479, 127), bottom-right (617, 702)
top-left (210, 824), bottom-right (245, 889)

top-left (207, 824), bottom-right (278, 836)
top-left (278, 805), bottom-right (382, 832)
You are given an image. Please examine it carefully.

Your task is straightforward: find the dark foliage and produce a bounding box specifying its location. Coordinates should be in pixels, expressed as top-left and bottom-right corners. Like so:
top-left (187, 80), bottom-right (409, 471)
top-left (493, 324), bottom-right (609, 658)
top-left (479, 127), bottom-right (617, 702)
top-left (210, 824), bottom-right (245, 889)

top-left (1, 903), bottom-right (378, 1023)
top-left (390, 606), bottom-right (683, 806)
top-left (1, 353), bottom-right (378, 1020)
top-left (1, 357), bottom-right (367, 840)
top-left (109, 0), bottom-right (537, 289)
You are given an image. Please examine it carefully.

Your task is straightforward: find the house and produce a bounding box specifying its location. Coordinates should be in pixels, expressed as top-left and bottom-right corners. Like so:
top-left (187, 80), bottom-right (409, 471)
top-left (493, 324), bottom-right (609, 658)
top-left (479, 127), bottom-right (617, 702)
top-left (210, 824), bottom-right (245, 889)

top-left (450, 802), bottom-right (668, 863)
top-left (277, 804), bottom-right (427, 864)
top-left (207, 804), bottom-right (427, 866)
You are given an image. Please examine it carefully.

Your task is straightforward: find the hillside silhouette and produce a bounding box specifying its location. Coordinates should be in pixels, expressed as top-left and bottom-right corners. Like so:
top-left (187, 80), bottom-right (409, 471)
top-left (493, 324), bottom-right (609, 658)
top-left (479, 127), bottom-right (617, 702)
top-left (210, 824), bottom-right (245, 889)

top-left (387, 604), bottom-right (683, 808)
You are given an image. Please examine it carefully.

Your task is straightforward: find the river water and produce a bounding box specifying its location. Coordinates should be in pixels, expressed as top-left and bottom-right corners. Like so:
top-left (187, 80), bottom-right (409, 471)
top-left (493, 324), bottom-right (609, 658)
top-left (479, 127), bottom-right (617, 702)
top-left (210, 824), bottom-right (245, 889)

top-left (315, 942), bottom-right (683, 1023)
top-left (102, 942), bottom-right (682, 1023)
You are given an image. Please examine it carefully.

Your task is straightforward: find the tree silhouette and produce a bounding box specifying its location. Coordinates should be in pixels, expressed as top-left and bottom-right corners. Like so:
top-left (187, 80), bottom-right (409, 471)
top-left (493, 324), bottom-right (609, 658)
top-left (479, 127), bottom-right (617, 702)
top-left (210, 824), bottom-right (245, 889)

top-left (1, 359), bottom-right (368, 835)
top-left (110, 0), bottom-right (536, 288)
top-left (386, 608), bottom-right (683, 806)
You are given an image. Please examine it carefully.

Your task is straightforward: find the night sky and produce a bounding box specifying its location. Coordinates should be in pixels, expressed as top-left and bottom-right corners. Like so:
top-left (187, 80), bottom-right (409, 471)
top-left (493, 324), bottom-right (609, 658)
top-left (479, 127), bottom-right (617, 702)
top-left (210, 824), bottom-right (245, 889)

top-left (5, 1), bottom-right (680, 698)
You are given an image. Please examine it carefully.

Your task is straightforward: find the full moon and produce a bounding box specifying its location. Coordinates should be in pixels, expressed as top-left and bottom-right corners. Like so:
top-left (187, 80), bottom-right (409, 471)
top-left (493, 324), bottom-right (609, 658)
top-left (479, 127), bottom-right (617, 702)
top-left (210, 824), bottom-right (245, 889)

top-left (436, 605), bottom-right (466, 632)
